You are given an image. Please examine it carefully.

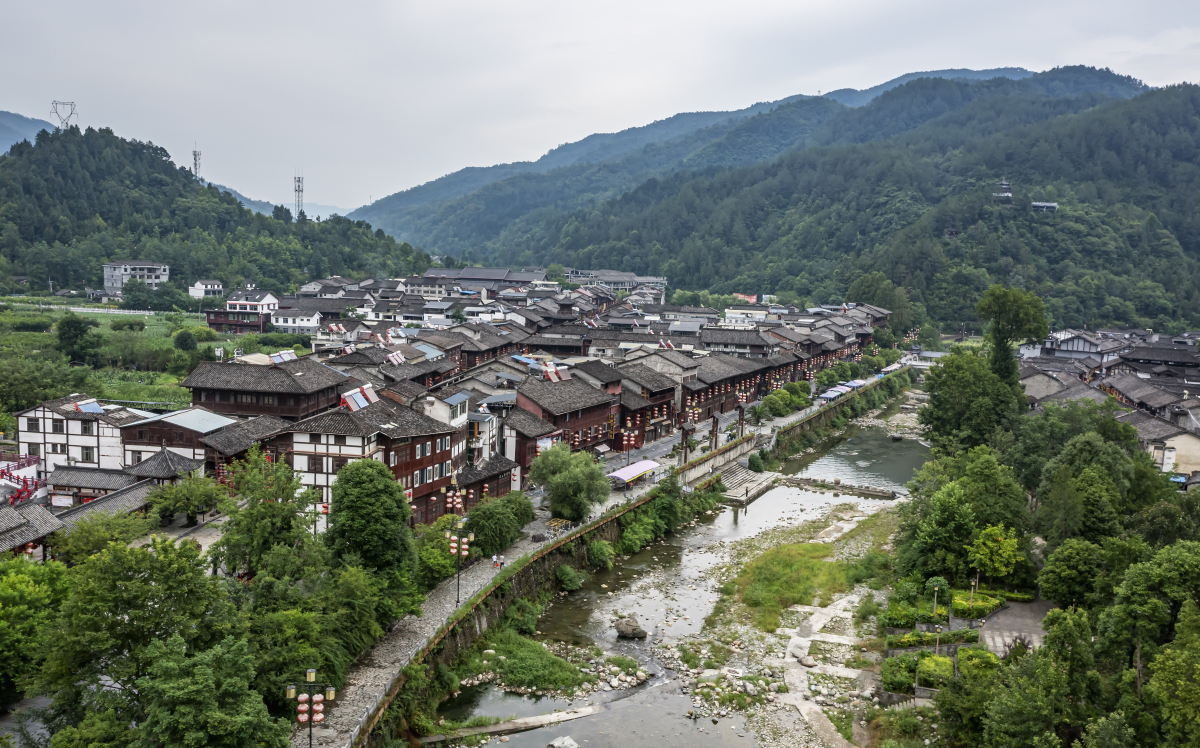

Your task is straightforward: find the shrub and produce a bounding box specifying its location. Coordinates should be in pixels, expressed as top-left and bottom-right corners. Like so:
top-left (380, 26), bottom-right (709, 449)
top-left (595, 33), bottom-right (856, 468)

top-left (957, 647), bottom-right (1001, 680)
top-left (855, 593), bottom-right (882, 621)
top-left (467, 497), bottom-right (521, 557)
top-left (588, 540), bottom-right (615, 570)
top-left (173, 329), bottom-right (197, 351)
top-left (192, 326), bottom-right (218, 341)
top-left (999, 590), bottom-right (1036, 602)
top-left (110, 318), bottom-right (146, 332)
top-left (882, 654), bottom-right (917, 693)
top-left (917, 655), bottom-right (954, 688)
top-left (503, 598), bottom-right (541, 635)
top-left (556, 564), bottom-right (585, 591)
top-left (952, 591), bottom-right (1002, 618)
top-left (500, 492), bottom-right (535, 527)
top-left (885, 629), bottom-right (978, 649)
top-left (479, 629), bottom-right (584, 689)
top-left (882, 603), bottom-right (917, 629)
top-left (747, 453), bottom-right (765, 473)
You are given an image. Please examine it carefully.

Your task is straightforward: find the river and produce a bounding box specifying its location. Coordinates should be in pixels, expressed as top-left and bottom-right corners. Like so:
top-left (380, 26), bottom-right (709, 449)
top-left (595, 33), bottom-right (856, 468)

top-left (436, 426), bottom-right (929, 748)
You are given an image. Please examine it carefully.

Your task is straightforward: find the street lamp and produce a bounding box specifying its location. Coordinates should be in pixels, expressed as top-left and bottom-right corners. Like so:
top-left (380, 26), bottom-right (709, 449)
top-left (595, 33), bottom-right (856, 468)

top-left (288, 668), bottom-right (336, 748)
top-left (934, 624), bottom-right (942, 656)
top-left (445, 518), bottom-right (472, 605)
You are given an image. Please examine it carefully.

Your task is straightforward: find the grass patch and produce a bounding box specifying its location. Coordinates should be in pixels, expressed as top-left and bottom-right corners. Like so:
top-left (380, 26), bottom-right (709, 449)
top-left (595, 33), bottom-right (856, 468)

top-left (867, 704), bottom-right (939, 748)
top-left (735, 543), bottom-right (850, 630)
top-left (464, 629), bottom-right (587, 690)
top-left (677, 644), bottom-right (702, 669)
top-left (838, 508), bottom-right (898, 549)
top-left (885, 629), bottom-right (978, 649)
top-left (825, 707), bottom-right (855, 741)
top-left (605, 655), bottom-right (639, 672)
top-left (844, 655), bottom-right (876, 671)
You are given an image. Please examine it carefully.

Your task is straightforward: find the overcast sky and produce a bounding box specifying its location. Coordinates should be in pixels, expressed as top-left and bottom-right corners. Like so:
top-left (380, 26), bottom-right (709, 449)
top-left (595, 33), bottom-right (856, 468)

top-left (5, 0), bottom-right (1199, 211)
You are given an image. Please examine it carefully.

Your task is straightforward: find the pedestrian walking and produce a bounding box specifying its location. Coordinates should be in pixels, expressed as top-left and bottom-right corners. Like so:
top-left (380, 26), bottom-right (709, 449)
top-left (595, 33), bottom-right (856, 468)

top-left (499, 554), bottom-right (506, 568)
top-left (492, 554), bottom-right (498, 568)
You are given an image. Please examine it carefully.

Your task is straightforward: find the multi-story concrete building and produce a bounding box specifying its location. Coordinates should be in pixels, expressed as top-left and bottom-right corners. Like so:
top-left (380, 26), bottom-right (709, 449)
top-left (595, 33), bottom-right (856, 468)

top-left (103, 261), bottom-right (170, 296)
top-left (16, 394), bottom-right (153, 475)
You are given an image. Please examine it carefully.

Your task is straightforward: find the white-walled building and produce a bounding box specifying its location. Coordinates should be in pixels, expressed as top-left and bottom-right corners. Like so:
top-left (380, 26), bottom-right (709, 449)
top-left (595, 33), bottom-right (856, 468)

top-left (189, 279), bottom-right (224, 299)
top-left (103, 261), bottom-right (170, 296)
top-left (16, 394), bottom-right (153, 475)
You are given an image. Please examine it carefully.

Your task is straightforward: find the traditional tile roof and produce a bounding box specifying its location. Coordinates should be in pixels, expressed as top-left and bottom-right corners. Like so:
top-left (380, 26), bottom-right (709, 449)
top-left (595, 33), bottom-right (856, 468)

top-left (503, 408), bottom-right (558, 438)
top-left (643, 349), bottom-right (700, 370)
top-left (621, 390), bottom-right (653, 410)
top-left (19, 393), bottom-right (152, 426)
top-left (0, 502), bottom-right (65, 552)
top-left (457, 455), bottom-right (520, 487)
top-left (201, 415), bottom-right (292, 456)
top-left (572, 360), bottom-right (624, 384)
top-left (700, 328), bottom-right (774, 346)
top-left (125, 447), bottom-right (205, 479)
top-left (617, 362), bottom-right (677, 393)
top-left (518, 377), bottom-right (615, 416)
top-left (381, 379), bottom-right (431, 403)
top-left (380, 359), bottom-right (457, 382)
top-left (1105, 374), bottom-right (1181, 409)
top-left (57, 480), bottom-right (159, 531)
top-left (286, 398), bottom-right (452, 440)
top-left (183, 357), bottom-right (357, 394)
top-left (1116, 409), bottom-right (1188, 442)
top-left (46, 467), bottom-right (137, 491)
top-left (326, 347), bottom-right (393, 366)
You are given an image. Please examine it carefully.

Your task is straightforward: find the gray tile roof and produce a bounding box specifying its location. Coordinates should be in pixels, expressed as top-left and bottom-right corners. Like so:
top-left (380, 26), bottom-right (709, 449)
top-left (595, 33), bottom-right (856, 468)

top-left (1115, 410), bottom-right (1188, 442)
top-left (518, 377), bottom-right (615, 416)
top-left (46, 467), bottom-right (137, 491)
top-left (0, 503), bottom-right (65, 552)
top-left (457, 455), bottom-right (520, 487)
top-left (183, 357), bottom-right (357, 395)
top-left (621, 390), bottom-right (653, 410)
top-left (57, 480), bottom-right (158, 532)
top-left (700, 329), bottom-right (774, 346)
top-left (617, 362), bottom-right (677, 393)
top-left (644, 349), bottom-right (700, 369)
top-left (327, 348), bottom-right (393, 366)
top-left (380, 359), bottom-right (457, 382)
top-left (503, 407), bottom-right (558, 438)
top-left (285, 398), bottom-right (452, 440)
top-left (201, 415), bottom-right (292, 456)
top-left (573, 360), bottom-right (624, 384)
top-left (125, 448), bottom-right (205, 479)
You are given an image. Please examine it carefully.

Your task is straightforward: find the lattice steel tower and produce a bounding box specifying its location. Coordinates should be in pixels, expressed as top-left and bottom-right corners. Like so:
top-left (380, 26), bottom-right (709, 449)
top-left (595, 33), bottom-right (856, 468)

top-left (294, 174), bottom-right (304, 218)
top-left (51, 101), bottom-right (77, 130)
top-left (193, 145), bottom-right (201, 179)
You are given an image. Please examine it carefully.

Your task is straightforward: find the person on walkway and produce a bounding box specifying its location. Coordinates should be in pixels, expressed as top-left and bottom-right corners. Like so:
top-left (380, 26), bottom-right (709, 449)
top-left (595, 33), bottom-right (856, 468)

top-left (499, 555), bottom-right (506, 568)
top-left (492, 554), bottom-right (498, 568)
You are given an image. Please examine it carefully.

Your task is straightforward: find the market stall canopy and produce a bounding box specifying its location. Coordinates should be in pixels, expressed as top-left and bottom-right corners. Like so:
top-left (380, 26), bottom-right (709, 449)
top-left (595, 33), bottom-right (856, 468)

top-left (606, 460), bottom-right (660, 482)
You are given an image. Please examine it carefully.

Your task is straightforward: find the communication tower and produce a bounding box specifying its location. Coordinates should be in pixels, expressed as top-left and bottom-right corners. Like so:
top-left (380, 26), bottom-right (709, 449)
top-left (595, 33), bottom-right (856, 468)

top-left (295, 174), bottom-right (304, 218)
top-left (192, 145), bottom-right (201, 180)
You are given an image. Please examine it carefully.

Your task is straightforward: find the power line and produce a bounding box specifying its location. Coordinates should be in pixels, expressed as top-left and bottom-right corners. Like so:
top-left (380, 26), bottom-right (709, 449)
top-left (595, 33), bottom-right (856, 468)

top-left (51, 101), bottom-right (77, 130)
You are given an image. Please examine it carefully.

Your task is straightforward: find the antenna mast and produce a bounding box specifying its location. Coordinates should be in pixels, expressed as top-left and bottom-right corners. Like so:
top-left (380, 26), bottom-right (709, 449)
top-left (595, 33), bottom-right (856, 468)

top-left (294, 174), bottom-right (304, 218)
top-left (50, 101), bottom-right (77, 131)
top-left (192, 144), bottom-right (201, 180)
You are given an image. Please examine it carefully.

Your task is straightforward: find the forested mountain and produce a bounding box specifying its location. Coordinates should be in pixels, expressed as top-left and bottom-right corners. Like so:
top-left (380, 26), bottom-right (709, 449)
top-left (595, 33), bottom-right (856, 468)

top-left (822, 66), bottom-right (1032, 107)
top-left (351, 66), bottom-right (1079, 250)
top-left (356, 67), bottom-right (1150, 274)
top-left (453, 67), bottom-right (1193, 332)
top-left (0, 128), bottom-right (429, 294)
top-left (0, 110), bottom-right (55, 154)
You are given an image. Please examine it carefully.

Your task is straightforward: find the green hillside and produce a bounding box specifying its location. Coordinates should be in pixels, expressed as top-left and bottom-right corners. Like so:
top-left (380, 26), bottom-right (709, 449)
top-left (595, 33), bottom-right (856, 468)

top-left (467, 71), bottom-right (1196, 331)
top-left (0, 127), bottom-right (429, 295)
top-left (357, 67), bottom-right (1149, 270)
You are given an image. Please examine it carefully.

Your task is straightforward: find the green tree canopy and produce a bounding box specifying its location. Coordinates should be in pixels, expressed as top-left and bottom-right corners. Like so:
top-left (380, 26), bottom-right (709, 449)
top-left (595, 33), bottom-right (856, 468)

top-left (324, 459), bottom-right (415, 574)
top-left (0, 557), bottom-right (69, 702)
top-left (920, 347), bottom-right (1022, 449)
top-left (1039, 538), bottom-right (1104, 609)
top-left (975, 284), bottom-right (1049, 385)
top-left (1146, 600), bottom-right (1200, 748)
top-left (528, 444), bottom-right (610, 521)
top-left (135, 635), bottom-right (289, 748)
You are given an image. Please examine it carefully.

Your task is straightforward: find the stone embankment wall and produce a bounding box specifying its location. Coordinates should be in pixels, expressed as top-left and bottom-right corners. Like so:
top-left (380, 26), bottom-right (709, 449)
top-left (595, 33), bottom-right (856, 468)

top-left (352, 498), bottom-right (637, 747)
top-left (773, 368), bottom-right (911, 443)
top-left (678, 433), bottom-right (758, 485)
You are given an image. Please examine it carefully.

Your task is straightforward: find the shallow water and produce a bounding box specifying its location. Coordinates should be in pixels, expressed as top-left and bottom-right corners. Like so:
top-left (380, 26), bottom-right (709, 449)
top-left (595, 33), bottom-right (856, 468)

top-left (436, 426), bottom-right (930, 743)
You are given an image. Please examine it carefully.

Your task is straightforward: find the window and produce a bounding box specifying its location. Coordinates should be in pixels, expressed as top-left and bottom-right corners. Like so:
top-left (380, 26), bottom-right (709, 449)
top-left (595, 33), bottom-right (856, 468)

top-left (81, 421), bottom-right (93, 436)
top-left (26, 418), bottom-right (39, 433)
top-left (444, 460), bottom-right (451, 476)
top-left (50, 443), bottom-right (66, 454)
top-left (309, 433), bottom-right (322, 444)
top-left (131, 451), bottom-right (142, 463)
top-left (238, 393), bottom-right (255, 403)
top-left (413, 470), bottom-right (421, 486)
top-left (137, 429), bottom-right (148, 441)
top-left (27, 443), bottom-right (39, 457)
top-left (390, 451), bottom-right (397, 467)
top-left (52, 420), bottom-right (65, 434)
top-left (81, 447), bottom-right (95, 462)
top-left (334, 435), bottom-right (346, 446)
top-left (426, 441), bottom-right (432, 457)
top-left (434, 462), bottom-right (443, 479)
top-left (172, 430), bottom-right (184, 442)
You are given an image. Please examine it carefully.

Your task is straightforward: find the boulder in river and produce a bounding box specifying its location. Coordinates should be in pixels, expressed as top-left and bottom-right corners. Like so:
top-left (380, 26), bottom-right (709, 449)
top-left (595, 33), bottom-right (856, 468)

top-left (615, 616), bottom-right (647, 638)
top-left (800, 656), bottom-right (818, 667)
top-left (549, 738), bottom-right (579, 748)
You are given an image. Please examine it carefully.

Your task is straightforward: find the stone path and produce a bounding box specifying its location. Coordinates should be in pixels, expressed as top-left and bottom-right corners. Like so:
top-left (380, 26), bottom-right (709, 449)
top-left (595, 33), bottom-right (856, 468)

top-left (293, 479), bottom-right (669, 747)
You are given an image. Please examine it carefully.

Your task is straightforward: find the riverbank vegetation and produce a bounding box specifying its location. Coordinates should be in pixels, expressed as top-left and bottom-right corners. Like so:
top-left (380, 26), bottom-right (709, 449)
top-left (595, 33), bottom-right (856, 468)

top-left (876, 285), bottom-right (1200, 747)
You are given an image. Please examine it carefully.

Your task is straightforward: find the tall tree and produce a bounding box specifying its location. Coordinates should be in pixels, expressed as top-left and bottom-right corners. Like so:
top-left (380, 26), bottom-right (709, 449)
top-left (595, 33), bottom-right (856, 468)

top-left (919, 347), bottom-right (1021, 449)
top-left (975, 285), bottom-right (1049, 386)
top-left (1074, 467), bottom-right (1123, 543)
top-left (0, 557), bottom-right (69, 702)
top-left (134, 635), bottom-right (289, 748)
top-left (528, 444), bottom-right (610, 521)
top-left (1146, 600), bottom-right (1200, 748)
top-left (1037, 465), bottom-right (1084, 547)
top-left (39, 538), bottom-right (240, 729)
top-left (324, 459), bottom-right (415, 574)
top-left (54, 311), bottom-right (101, 364)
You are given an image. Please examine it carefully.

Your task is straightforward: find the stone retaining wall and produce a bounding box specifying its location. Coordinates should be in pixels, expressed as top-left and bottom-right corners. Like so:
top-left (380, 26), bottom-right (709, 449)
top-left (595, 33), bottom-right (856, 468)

top-left (678, 434), bottom-right (757, 485)
top-left (774, 368), bottom-right (911, 443)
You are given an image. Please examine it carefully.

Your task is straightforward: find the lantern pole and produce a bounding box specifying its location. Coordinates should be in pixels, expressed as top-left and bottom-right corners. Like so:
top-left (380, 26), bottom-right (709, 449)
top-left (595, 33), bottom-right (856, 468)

top-left (288, 668), bottom-right (336, 748)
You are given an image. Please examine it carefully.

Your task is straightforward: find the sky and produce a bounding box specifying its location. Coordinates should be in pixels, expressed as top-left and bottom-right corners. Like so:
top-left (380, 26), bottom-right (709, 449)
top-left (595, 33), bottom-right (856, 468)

top-left (4, 0), bottom-right (1199, 211)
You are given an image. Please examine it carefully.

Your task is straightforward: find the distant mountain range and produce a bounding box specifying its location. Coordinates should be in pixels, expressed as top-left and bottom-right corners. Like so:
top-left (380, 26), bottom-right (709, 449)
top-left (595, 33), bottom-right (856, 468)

top-left (203, 181), bottom-right (351, 220)
top-left (0, 111), bottom-right (55, 154)
top-left (350, 66), bottom-right (1149, 259)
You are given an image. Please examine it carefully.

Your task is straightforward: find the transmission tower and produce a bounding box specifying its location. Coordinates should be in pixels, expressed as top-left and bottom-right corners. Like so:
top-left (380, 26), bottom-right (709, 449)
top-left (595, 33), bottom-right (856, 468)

top-left (50, 101), bottom-right (77, 131)
top-left (294, 174), bottom-right (304, 218)
top-left (192, 145), bottom-right (201, 180)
